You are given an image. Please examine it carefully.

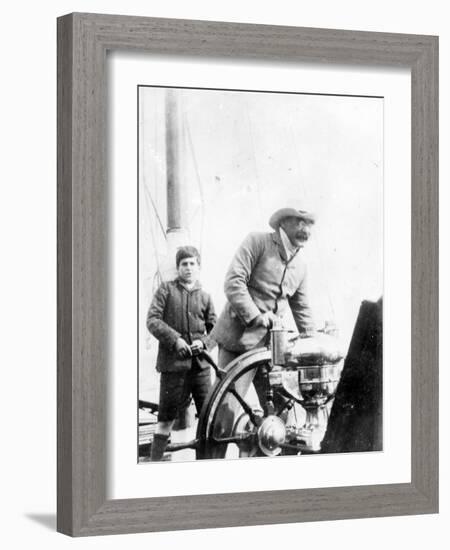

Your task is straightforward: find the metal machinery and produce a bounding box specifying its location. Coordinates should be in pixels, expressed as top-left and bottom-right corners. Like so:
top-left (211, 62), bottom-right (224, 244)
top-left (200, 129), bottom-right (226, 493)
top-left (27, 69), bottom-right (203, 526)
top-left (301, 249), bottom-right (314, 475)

top-left (139, 329), bottom-right (344, 460)
top-left (196, 329), bottom-right (344, 459)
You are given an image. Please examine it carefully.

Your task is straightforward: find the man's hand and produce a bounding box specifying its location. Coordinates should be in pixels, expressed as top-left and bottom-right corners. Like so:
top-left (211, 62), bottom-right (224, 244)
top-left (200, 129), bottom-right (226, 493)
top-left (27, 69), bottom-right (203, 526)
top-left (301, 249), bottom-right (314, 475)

top-left (250, 312), bottom-right (276, 329)
top-left (175, 338), bottom-right (192, 359)
top-left (190, 339), bottom-right (204, 355)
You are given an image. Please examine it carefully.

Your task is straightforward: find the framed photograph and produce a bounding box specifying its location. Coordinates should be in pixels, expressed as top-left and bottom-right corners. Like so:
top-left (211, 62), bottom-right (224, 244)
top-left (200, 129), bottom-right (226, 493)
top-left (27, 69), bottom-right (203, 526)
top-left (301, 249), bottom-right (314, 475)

top-left (57, 13), bottom-right (438, 536)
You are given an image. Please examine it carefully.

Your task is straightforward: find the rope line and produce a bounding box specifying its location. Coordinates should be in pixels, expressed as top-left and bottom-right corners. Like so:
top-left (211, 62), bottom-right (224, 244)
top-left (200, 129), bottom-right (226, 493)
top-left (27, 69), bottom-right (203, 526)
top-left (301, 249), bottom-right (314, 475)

top-left (142, 186), bottom-right (163, 291)
top-left (184, 113), bottom-right (206, 255)
top-left (143, 184), bottom-right (167, 241)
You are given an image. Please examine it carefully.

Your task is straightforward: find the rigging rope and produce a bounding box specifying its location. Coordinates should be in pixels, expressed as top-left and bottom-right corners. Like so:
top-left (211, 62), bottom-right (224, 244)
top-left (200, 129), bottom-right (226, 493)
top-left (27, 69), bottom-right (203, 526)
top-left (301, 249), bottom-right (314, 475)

top-left (142, 182), bottom-right (164, 292)
top-left (143, 184), bottom-right (167, 242)
top-left (184, 113), bottom-right (206, 256)
top-left (141, 99), bottom-right (165, 292)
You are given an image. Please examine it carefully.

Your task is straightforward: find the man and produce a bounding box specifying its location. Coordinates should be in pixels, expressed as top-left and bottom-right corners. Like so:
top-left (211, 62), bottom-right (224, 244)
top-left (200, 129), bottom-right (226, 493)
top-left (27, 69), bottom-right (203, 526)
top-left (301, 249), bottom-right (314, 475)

top-left (146, 246), bottom-right (216, 461)
top-left (212, 207), bottom-right (316, 369)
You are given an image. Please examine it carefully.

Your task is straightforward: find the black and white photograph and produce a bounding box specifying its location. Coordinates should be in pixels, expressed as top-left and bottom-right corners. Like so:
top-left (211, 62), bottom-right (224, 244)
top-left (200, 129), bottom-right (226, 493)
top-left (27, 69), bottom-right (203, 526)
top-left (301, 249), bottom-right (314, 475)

top-left (2, 0), bottom-right (444, 545)
top-left (138, 85), bottom-right (383, 463)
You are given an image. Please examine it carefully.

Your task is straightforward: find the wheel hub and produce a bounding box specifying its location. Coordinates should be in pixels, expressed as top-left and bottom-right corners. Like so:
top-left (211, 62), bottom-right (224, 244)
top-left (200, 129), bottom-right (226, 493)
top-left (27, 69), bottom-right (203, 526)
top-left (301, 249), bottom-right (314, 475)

top-left (257, 415), bottom-right (286, 456)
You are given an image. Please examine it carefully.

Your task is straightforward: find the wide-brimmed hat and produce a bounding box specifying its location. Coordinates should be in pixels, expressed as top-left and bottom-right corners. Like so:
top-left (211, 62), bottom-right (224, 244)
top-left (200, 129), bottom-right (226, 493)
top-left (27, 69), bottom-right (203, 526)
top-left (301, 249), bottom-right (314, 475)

top-left (269, 207), bottom-right (316, 229)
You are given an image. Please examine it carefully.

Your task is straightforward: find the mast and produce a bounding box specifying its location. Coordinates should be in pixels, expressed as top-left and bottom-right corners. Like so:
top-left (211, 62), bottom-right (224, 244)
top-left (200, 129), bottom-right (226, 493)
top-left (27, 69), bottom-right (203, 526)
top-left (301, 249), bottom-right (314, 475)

top-left (165, 89), bottom-right (182, 233)
top-left (162, 89), bottom-right (188, 280)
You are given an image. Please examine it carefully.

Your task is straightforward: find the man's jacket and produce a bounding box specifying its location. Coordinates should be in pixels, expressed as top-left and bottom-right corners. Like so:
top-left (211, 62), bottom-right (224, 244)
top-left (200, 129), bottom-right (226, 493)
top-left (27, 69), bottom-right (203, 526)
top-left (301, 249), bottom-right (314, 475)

top-left (211, 231), bottom-right (314, 353)
top-left (146, 279), bottom-right (216, 372)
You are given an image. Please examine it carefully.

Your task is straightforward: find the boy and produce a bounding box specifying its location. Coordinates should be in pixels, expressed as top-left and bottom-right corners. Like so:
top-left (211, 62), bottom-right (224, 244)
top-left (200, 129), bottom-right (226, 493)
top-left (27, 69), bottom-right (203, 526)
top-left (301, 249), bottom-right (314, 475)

top-left (146, 246), bottom-right (216, 461)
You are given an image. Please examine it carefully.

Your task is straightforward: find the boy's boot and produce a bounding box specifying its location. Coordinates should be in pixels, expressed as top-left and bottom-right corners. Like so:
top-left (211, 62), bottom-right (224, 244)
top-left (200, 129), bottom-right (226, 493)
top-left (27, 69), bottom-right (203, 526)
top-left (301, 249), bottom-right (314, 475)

top-left (150, 433), bottom-right (170, 461)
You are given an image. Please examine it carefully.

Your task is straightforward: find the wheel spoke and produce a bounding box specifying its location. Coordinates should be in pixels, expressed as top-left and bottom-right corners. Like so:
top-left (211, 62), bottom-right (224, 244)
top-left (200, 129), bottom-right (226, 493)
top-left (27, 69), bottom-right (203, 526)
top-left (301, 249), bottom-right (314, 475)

top-left (228, 385), bottom-right (262, 427)
top-left (212, 433), bottom-right (254, 445)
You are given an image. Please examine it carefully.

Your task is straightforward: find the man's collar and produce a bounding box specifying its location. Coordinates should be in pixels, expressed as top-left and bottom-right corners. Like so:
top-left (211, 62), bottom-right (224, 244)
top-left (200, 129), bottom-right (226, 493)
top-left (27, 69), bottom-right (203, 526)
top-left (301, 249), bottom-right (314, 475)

top-left (279, 227), bottom-right (299, 260)
top-left (271, 231), bottom-right (287, 262)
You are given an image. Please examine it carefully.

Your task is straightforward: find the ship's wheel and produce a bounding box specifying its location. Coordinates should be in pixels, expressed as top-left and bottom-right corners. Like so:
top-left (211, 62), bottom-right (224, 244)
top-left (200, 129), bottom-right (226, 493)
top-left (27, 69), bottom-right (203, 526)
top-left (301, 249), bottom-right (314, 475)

top-left (196, 348), bottom-right (306, 460)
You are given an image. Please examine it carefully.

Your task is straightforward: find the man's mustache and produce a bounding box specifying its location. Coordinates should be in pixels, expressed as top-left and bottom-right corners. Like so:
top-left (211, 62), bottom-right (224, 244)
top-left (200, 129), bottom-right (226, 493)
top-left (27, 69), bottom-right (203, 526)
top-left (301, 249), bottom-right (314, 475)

top-left (295, 230), bottom-right (310, 241)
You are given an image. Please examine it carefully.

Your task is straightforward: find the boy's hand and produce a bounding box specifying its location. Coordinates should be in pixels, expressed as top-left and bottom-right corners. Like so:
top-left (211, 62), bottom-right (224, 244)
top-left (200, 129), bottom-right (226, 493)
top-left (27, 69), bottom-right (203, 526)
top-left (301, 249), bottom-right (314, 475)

top-left (190, 339), bottom-right (204, 355)
top-left (175, 338), bottom-right (192, 359)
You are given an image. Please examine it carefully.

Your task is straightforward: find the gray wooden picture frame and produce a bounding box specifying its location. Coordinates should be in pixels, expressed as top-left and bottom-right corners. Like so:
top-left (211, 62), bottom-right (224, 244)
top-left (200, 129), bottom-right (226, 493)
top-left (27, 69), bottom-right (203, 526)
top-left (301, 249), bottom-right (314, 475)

top-left (57, 12), bottom-right (438, 537)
